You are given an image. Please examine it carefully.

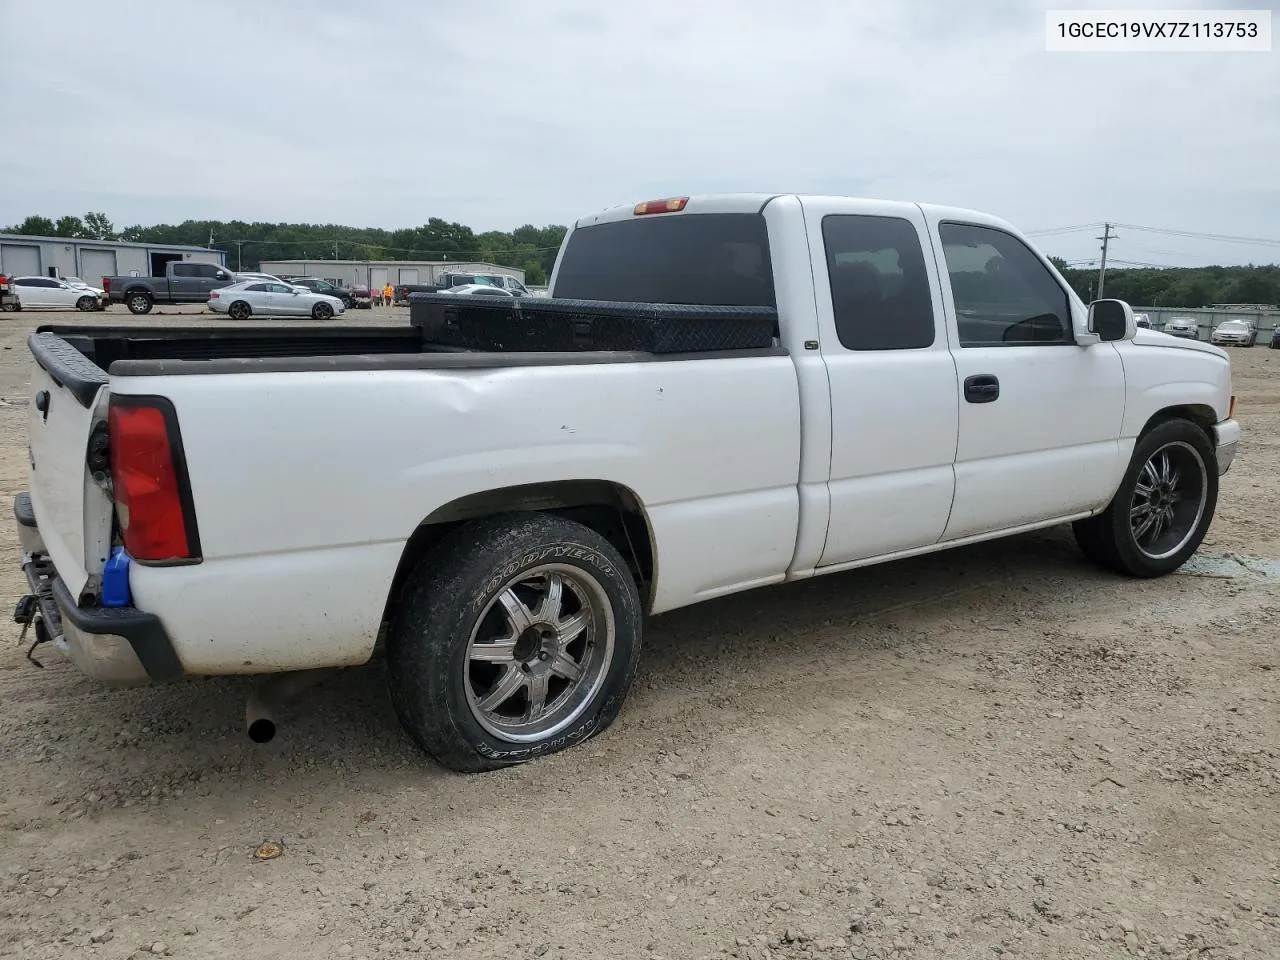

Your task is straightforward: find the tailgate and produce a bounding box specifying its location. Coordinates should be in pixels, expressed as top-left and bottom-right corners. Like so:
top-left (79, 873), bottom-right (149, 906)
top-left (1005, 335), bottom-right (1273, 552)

top-left (26, 332), bottom-right (116, 600)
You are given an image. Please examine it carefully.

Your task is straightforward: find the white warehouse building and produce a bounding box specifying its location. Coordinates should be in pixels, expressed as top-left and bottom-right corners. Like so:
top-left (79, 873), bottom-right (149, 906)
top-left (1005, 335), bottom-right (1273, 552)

top-left (259, 259), bottom-right (525, 290)
top-left (0, 234), bottom-right (226, 287)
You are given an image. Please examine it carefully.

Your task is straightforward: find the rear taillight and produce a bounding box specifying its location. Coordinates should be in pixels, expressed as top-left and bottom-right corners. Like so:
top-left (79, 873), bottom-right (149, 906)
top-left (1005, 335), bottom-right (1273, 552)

top-left (108, 397), bottom-right (201, 564)
top-left (102, 277), bottom-right (111, 293)
top-left (209, 291), bottom-right (219, 298)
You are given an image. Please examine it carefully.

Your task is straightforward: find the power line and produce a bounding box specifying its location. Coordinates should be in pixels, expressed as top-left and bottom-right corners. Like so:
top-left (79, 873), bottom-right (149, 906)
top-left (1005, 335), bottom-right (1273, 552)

top-left (1025, 222), bottom-right (1105, 237)
top-left (1112, 223), bottom-right (1280, 247)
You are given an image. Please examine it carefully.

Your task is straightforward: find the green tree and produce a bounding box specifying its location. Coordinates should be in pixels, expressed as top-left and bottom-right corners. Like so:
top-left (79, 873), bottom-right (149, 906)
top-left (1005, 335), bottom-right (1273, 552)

top-left (83, 212), bottom-right (116, 240)
top-left (53, 215), bottom-right (87, 238)
top-left (10, 215), bottom-right (55, 235)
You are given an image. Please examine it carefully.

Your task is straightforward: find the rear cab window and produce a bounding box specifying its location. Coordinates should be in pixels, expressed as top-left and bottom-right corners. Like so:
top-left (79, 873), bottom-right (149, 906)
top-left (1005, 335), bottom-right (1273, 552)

top-left (821, 214), bottom-right (935, 350)
top-left (553, 213), bottom-right (776, 307)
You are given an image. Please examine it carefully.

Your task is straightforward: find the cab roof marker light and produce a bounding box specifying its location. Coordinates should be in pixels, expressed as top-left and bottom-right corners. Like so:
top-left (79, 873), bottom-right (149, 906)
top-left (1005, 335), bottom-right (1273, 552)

top-left (633, 197), bottom-right (689, 215)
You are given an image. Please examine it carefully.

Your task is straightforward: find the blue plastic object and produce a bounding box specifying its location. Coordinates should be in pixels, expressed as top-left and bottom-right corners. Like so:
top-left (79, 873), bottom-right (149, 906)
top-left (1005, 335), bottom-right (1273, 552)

top-left (101, 546), bottom-right (132, 608)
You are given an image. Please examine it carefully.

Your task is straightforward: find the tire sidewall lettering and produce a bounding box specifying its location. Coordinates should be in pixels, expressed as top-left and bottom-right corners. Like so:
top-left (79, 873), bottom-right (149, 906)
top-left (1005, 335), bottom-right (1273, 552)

top-left (469, 544), bottom-right (617, 619)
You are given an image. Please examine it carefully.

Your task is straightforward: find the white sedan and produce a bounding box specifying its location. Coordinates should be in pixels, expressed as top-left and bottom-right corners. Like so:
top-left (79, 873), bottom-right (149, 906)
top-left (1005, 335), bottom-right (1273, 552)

top-left (7, 275), bottom-right (105, 311)
top-left (208, 280), bottom-right (347, 320)
top-left (445, 283), bottom-right (516, 297)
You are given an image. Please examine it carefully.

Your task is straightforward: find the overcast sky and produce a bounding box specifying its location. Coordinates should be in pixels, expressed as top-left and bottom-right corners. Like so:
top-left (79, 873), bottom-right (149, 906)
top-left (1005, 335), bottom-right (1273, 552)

top-left (0, 0), bottom-right (1275, 266)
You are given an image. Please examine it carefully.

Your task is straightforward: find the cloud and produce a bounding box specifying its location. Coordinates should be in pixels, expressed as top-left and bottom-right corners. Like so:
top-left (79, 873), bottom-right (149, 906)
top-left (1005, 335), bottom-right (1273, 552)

top-left (0, 0), bottom-right (1275, 265)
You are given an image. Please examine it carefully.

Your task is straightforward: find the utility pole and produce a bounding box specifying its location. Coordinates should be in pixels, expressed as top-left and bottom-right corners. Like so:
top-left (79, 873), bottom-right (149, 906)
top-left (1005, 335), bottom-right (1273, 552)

top-left (236, 241), bottom-right (242, 271)
top-left (1096, 223), bottom-right (1117, 299)
top-left (333, 239), bottom-right (339, 261)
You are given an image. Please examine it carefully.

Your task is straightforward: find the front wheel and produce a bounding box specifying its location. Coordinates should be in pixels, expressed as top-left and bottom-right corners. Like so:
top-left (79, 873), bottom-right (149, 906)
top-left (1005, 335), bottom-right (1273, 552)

top-left (312, 302), bottom-right (334, 321)
top-left (387, 512), bottom-right (643, 773)
top-left (1073, 418), bottom-right (1218, 577)
top-left (76, 295), bottom-right (97, 312)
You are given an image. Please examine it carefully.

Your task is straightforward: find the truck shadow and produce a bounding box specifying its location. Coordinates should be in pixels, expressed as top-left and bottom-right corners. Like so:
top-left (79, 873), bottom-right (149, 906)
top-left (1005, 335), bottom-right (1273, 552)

top-left (31, 527), bottom-right (1109, 807)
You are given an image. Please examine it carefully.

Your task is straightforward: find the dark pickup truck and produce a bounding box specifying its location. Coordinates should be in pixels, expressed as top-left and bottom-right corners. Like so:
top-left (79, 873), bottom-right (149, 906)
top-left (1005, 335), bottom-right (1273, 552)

top-left (104, 261), bottom-right (236, 315)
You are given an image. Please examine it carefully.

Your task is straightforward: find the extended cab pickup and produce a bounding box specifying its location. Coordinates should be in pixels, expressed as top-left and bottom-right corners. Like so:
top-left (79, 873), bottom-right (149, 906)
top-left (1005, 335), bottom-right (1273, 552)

top-left (104, 261), bottom-right (237, 314)
top-left (14, 194), bottom-right (1240, 773)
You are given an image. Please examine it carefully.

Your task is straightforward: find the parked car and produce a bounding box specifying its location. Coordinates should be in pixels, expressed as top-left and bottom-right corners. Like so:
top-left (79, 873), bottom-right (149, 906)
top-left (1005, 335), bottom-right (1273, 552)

top-left (351, 285), bottom-right (373, 309)
top-left (14, 193), bottom-right (1239, 774)
top-left (1210, 320), bottom-right (1256, 347)
top-left (234, 272), bottom-right (307, 292)
top-left (1134, 312), bottom-right (1151, 328)
top-left (394, 283), bottom-right (442, 305)
top-left (437, 272), bottom-right (532, 296)
top-left (284, 277), bottom-right (355, 308)
top-left (0, 272), bottom-right (15, 312)
top-left (103, 261), bottom-right (236, 314)
top-left (1270, 327), bottom-right (1280, 349)
top-left (6, 275), bottom-right (106, 311)
top-left (59, 277), bottom-right (109, 310)
top-left (444, 283), bottom-right (515, 297)
top-left (207, 280), bottom-right (347, 320)
top-left (1163, 316), bottom-right (1200, 339)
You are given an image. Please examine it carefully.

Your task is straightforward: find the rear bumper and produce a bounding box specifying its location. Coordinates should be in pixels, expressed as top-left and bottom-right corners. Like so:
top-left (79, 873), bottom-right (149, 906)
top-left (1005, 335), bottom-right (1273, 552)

top-left (14, 492), bottom-right (181, 685)
top-left (1213, 419), bottom-right (1240, 476)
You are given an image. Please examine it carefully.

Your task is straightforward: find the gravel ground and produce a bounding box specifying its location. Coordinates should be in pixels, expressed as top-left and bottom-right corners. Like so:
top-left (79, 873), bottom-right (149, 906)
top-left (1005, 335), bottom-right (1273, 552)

top-left (0, 305), bottom-right (1277, 960)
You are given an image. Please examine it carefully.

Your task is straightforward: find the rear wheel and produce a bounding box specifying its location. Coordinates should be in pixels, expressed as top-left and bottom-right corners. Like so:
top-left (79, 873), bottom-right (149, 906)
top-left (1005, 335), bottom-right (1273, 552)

top-left (1073, 418), bottom-right (1217, 577)
top-left (387, 512), bottom-right (643, 773)
top-left (75, 295), bottom-right (96, 312)
top-left (1, 300), bottom-right (20, 312)
top-left (312, 302), bottom-right (334, 321)
top-left (126, 292), bottom-right (153, 315)
top-left (228, 300), bottom-right (252, 320)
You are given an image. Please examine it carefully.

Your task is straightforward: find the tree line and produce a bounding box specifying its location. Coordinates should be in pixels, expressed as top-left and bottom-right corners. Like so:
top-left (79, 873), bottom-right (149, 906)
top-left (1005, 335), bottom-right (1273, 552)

top-left (1047, 257), bottom-right (1278, 308)
top-left (4, 213), bottom-right (568, 285)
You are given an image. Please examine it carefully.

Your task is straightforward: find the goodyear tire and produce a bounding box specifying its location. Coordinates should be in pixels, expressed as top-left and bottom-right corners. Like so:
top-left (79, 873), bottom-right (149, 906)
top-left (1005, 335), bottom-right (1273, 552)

top-left (1072, 418), bottom-right (1218, 577)
top-left (387, 512), bottom-right (643, 773)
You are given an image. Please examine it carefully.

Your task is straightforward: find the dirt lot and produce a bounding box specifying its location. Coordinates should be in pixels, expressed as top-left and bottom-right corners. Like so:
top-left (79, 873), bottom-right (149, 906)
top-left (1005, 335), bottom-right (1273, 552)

top-left (0, 305), bottom-right (1276, 960)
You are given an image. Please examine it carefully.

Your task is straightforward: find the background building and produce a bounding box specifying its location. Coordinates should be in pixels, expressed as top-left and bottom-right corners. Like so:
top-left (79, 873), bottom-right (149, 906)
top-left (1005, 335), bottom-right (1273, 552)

top-left (260, 259), bottom-right (525, 290)
top-left (0, 234), bottom-right (225, 287)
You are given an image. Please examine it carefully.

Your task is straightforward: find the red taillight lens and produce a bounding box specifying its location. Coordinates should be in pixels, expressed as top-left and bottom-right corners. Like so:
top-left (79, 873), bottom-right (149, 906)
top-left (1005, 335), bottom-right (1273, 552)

top-left (102, 277), bottom-right (111, 293)
top-left (108, 399), bottom-right (200, 563)
top-left (209, 291), bottom-right (219, 298)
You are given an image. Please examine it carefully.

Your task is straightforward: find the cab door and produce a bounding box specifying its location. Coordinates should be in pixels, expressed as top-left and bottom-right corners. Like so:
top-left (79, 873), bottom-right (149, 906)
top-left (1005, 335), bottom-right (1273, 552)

top-left (801, 199), bottom-right (960, 568)
top-left (926, 215), bottom-right (1127, 540)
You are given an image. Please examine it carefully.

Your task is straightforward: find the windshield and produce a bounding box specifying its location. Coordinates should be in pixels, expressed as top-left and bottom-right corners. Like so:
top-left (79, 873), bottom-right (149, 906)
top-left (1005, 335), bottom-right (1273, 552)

top-left (553, 213), bottom-right (776, 306)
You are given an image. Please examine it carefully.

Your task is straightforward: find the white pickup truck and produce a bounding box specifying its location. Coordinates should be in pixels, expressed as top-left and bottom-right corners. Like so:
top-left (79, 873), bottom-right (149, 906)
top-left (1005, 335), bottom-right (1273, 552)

top-left (14, 194), bottom-right (1239, 772)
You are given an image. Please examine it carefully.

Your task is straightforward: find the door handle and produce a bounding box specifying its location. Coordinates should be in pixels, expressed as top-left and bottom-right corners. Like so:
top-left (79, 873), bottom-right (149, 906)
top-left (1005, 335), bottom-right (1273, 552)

top-left (964, 374), bottom-right (1000, 403)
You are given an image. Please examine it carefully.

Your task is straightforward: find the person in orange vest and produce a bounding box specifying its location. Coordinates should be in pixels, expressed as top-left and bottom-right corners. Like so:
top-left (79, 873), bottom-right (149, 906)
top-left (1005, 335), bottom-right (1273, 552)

top-left (383, 282), bottom-right (395, 307)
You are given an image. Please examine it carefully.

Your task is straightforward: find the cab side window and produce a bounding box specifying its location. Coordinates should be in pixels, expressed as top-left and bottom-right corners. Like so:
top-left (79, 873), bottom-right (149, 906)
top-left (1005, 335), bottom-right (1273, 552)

top-left (939, 222), bottom-right (1073, 347)
top-left (822, 214), bottom-right (935, 351)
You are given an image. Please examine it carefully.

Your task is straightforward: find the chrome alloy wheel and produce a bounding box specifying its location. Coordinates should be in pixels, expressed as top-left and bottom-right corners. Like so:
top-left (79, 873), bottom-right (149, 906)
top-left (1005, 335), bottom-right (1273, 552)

top-left (464, 563), bottom-right (614, 743)
top-left (1130, 440), bottom-right (1208, 561)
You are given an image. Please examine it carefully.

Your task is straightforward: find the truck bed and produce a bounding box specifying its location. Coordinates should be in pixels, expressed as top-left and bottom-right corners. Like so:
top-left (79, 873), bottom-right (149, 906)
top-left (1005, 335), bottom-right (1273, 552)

top-left (31, 323), bottom-right (785, 407)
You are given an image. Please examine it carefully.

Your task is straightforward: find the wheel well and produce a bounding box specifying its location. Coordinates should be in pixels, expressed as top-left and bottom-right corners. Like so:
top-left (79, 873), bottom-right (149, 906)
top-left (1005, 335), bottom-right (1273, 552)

top-left (1141, 404), bottom-right (1217, 438)
top-left (381, 481), bottom-right (656, 622)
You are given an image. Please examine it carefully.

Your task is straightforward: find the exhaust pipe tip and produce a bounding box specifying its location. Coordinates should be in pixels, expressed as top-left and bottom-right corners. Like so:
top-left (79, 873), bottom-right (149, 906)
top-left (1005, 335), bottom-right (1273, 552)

top-left (244, 667), bottom-right (339, 744)
top-left (247, 717), bottom-right (276, 744)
